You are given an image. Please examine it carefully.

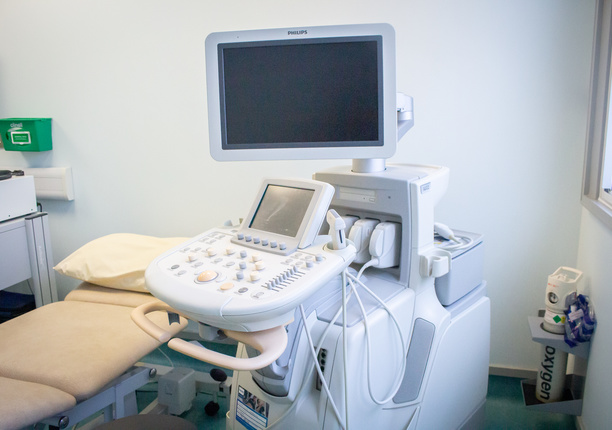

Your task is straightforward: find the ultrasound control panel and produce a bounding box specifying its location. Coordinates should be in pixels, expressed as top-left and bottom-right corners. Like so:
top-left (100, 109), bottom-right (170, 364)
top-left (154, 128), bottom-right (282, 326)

top-left (145, 227), bottom-right (354, 331)
top-left (144, 178), bottom-right (356, 332)
top-left (164, 229), bottom-right (331, 299)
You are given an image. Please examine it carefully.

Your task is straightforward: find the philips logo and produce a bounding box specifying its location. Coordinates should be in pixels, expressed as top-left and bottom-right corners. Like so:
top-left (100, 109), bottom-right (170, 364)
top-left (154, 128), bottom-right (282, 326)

top-left (288, 30), bottom-right (308, 36)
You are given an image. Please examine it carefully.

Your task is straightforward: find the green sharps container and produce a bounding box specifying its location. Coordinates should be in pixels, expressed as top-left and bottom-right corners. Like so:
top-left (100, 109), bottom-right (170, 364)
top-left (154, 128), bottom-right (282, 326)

top-left (0, 118), bottom-right (52, 151)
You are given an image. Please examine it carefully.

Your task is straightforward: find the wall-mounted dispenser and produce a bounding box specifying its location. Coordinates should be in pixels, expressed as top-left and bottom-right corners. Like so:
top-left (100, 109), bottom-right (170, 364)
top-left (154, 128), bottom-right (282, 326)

top-left (0, 118), bottom-right (52, 152)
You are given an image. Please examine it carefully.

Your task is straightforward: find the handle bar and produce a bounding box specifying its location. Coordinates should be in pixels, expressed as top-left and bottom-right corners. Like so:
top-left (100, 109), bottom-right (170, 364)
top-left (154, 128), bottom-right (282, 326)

top-left (131, 300), bottom-right (288, 371)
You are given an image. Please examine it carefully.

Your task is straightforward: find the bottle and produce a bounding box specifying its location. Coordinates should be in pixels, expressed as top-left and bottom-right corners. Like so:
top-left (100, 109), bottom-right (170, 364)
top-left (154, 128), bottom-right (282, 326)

top-left (535, 266), bottom-right (581, 403)
top-left (535, 344), bottom-right (568, 403)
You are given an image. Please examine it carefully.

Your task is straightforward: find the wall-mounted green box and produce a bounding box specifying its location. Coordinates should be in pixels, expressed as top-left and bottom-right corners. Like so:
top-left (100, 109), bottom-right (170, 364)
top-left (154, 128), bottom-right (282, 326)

top-left (0, 118), bottom-right (52, 152)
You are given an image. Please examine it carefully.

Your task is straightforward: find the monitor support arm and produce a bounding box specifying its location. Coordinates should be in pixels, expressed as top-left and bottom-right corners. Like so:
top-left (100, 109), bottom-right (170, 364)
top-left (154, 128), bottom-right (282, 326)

top-left (397, 93), bottom-right (414, 142)
top-left (352, 93), bottom-right (414, 174)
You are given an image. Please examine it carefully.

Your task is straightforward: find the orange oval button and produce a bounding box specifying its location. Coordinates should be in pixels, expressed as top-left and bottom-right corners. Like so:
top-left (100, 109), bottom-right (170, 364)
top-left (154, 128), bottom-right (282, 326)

top-left (197, 270), bottom-right (218, 283)
top-left (220, 282), bottom-right (234, 291)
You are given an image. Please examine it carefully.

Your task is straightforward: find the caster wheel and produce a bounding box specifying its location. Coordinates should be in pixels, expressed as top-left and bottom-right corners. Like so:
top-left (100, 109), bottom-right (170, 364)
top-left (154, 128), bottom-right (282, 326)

top-left (210, 368), bottom-right (228, 382)
top-left (205, 400), bottom-right (220, 416)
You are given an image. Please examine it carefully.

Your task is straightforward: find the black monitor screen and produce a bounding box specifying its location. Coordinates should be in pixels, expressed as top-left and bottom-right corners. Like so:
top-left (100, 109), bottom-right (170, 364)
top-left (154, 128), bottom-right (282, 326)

top-left (218, 37), bottom-right (383, 149)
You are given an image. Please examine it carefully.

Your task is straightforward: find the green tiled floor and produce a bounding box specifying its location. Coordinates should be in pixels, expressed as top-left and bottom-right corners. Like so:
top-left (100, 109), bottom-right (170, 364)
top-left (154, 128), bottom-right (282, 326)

top-left (484, 375), bottom-right (576, 430)
top-left (139, 345), bottom-right (578, 430)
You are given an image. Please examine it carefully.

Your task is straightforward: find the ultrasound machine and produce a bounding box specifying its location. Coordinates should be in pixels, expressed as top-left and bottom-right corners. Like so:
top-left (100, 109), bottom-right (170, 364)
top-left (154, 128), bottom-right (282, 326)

top-left (132, 23), bottom-right (490, 430)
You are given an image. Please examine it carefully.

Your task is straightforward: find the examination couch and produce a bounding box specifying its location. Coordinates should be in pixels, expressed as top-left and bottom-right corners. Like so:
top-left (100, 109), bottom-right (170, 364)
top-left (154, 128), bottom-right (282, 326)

top-left (0, 234), bottom-right (189, 430)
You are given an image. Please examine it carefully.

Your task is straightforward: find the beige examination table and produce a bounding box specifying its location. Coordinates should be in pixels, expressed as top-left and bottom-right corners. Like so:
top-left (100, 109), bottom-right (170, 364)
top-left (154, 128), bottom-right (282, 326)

top-left (0, 234), bottom-right (189, 430)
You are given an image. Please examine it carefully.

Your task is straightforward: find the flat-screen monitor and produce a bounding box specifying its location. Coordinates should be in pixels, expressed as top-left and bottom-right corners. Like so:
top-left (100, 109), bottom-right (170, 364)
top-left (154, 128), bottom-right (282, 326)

top-left (205, 24), bottom-right (397, 161)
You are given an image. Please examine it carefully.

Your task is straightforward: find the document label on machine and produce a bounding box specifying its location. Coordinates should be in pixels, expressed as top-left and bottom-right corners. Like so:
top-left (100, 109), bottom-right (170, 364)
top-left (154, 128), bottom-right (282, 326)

top-left (236, 386), bottom-right (270, 430)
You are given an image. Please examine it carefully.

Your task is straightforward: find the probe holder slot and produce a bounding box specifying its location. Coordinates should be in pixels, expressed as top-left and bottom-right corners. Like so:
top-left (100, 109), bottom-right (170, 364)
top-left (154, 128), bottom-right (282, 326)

top-left (419, 248), bottom-right (451, 278)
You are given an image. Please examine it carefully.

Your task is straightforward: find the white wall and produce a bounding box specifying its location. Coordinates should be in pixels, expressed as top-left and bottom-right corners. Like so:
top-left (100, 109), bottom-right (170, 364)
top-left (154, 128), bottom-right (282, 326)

top-left (0, 0), bottom-right (596, 374)
top-left (575, 208), bottom-right (612, 429)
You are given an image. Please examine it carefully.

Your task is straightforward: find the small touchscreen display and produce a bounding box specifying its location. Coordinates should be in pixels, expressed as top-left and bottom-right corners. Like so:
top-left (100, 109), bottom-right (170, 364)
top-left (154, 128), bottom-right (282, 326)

top-left (249, 185), bottom-right (314, 237)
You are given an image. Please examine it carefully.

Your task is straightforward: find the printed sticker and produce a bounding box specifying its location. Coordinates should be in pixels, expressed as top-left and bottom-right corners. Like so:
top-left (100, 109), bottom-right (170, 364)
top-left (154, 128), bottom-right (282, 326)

top-left (236, 386), bottom-right (269, 430)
